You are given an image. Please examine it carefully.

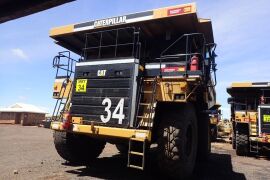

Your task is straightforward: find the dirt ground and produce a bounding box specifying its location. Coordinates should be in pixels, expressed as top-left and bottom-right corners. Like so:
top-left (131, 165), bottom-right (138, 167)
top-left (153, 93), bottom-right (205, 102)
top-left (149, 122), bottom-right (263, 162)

top-left (0, 125), bottom-right (269, 180)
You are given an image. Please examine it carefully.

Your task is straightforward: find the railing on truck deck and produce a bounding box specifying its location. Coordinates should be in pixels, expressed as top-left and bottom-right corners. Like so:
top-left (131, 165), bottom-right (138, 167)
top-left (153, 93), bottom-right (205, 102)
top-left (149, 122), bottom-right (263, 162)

top-left (260, 89), bottom-right (270, 105)
top-left (156, 33), bottom-right (217, 87)
top-left (53, 51), bottom-right (77, 79)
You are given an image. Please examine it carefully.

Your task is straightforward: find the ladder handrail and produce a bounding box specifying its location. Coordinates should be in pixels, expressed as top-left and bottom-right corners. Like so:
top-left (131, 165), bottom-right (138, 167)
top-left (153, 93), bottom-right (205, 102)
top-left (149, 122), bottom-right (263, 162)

top-left (52, 51), bottom-right (77, 122)
top-left (160, 33), bottom-right (205, 57)
top-left (205, 43), bottom-right (217, 87)
top-left (134, 76), bottom-right (157, 129)
top-left (53, 51), bottom-right (78, 79)
top-left (52, 79), bottom-right (73, 122)
top-left (52, 79), bottom-right (67, 121)
top-left (147, 77), bottom-right (157, 130)
top-left (158, 33), bottom-right (206, 78)
top-left (134, 75), bottom-right (145, 127)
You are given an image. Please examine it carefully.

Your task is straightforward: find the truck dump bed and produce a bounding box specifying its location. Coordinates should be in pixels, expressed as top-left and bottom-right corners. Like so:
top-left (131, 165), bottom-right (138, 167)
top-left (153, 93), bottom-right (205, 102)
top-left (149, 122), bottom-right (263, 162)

top-left (50, 3), bottom-right (214, 55)
top-left (227, 82), bottom-right (270, 100)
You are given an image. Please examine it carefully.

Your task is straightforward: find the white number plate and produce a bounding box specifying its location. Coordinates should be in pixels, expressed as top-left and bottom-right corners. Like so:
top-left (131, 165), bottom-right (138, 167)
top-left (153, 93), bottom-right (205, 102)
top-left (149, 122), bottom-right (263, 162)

top-left (100, 98), bottom-right (125, 124)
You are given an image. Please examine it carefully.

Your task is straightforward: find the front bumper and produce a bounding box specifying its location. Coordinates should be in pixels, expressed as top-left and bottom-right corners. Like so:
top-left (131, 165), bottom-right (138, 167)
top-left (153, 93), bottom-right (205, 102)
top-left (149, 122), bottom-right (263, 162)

top-left (51, 121), bottom-right (151, 141)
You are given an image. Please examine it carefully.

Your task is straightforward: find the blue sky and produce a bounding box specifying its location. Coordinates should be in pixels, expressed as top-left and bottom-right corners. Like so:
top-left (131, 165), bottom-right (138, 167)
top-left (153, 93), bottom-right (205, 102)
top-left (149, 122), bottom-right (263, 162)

top-left (0, 0), bottom-right (270, 118)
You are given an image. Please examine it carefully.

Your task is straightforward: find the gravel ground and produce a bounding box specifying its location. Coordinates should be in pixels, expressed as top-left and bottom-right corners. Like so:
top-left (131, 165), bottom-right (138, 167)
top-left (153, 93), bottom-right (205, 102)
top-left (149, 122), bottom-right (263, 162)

top-left (0, 124), bottom-right (269, 180)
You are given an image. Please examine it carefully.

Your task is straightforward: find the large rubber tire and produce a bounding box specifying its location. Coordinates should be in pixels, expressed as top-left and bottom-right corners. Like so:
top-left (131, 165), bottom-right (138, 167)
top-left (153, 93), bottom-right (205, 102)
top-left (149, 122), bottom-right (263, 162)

top-left (157, 103), bottom-right (198, 179)
top-left (235, 129), bottom-right (249, 156)
top-left (53, 131), bottom-right (106, 164)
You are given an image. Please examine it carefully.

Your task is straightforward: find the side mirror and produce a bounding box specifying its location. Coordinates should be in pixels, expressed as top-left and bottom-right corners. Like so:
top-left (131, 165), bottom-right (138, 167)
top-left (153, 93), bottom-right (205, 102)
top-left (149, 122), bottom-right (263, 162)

top-left (227, 97), bottom-right (234, 104)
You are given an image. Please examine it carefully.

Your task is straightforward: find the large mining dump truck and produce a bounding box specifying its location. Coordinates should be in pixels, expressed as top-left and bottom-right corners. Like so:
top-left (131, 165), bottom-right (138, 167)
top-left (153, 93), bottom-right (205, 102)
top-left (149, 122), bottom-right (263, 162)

top-left (50, 3), bottom-right (217, 179)
top-left (228, 82), bottom-right (270, 156)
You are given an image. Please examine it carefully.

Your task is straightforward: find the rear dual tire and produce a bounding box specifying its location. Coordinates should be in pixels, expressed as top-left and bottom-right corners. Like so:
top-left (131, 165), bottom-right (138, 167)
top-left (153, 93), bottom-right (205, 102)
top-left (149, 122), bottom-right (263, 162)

top-left (236, 132), bottom-right (249, 156)
top-left (53, 131), bottom-right (105, 164)
top-left (235, 124), bottom-right (249, 156)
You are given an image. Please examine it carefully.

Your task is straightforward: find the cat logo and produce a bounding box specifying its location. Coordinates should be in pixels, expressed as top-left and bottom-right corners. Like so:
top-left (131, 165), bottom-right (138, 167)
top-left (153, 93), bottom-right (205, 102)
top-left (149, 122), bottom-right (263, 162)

top-left (97, 70), bottom-right (106, 77)
top-left (94, 16), bottom-right (127, 28)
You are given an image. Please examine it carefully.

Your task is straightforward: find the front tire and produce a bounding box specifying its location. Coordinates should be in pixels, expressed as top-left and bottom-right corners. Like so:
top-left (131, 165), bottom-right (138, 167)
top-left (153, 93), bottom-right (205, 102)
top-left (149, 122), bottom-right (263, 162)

top-left (236, 133), bottom-right (249, 156)
top-left (53, 131), bottom-right (106, 164)
top-left (157, 103), bottom-right (198, 179)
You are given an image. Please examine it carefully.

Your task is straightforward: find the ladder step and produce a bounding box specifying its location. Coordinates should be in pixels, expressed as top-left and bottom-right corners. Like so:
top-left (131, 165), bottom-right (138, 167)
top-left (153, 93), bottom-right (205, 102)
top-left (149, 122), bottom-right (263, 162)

top-left (130, 151), bottom-right (144, 156)
top-left (143, 91), bottom-right (152, 94)
top-left (144, 79), bottom-right (155, 82)
top-left (139, 103), bottom-right (151, 106)
top-left (128, 138), bottom-right (146, 171)
top-left (55, 64), bottom-right (68, 66)
top-left (137, 116), bottom-right (148, 119)
top-left (129, 165), bottom-right (144, 170)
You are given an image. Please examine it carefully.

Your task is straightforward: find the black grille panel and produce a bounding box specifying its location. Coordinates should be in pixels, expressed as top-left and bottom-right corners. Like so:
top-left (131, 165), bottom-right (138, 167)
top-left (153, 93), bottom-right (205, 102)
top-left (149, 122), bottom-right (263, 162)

top-left (73, 88), bottom-right (130, 97)
top-left (70, 60), bottom-right (138, 127)
top-left (72, 97), bottom-right (130, 106)
top-left (71, 105), bottom-right (129, 115)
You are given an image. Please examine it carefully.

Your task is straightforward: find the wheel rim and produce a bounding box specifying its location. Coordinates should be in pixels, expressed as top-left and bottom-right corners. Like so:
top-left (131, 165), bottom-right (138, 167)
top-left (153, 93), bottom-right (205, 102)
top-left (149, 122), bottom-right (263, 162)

top-left (185, 124), bottom-right (193, 157)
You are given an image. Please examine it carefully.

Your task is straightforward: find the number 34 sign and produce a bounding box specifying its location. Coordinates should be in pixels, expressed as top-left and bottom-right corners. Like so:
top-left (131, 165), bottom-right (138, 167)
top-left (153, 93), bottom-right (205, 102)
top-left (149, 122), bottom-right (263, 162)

top-left (101, 98), bottom-right (125, 124)
top-left (76, 79), bottom-right (87, 92)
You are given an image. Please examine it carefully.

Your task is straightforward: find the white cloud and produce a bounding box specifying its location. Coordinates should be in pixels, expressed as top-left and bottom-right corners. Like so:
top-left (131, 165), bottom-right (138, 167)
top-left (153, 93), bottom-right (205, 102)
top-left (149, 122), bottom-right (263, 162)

top-left (11, 48), bottom-right (28, 60)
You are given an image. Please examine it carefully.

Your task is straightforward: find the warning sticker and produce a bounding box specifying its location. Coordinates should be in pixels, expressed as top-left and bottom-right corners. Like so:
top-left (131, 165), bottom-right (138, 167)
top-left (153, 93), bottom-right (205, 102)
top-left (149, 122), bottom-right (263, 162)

top-left (76, 79), bottom-right (87, 92)
top-left (263, 115), bottom-right (270, 123)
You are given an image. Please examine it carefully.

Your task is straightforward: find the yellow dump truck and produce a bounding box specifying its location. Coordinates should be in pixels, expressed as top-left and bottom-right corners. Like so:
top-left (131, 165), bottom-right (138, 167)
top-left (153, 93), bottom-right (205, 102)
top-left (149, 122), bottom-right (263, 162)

top-left (217, 118), bottom-right (232, 138)
top-left (227, 82), bottom-right (270, 156)
top-left (50, 3), bottom-right (217, 179)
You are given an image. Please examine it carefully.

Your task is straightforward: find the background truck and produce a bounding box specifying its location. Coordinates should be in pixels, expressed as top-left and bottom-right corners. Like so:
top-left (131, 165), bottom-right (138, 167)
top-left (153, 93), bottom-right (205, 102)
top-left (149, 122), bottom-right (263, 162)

top-left (227, 82), bottom-right (270, 156)
top-left (209, 103), bottom-right (221, 141)
top-left (217, 118), bottom-right (232, 138)
top-left (50, 3), bottom-right (217, 179)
